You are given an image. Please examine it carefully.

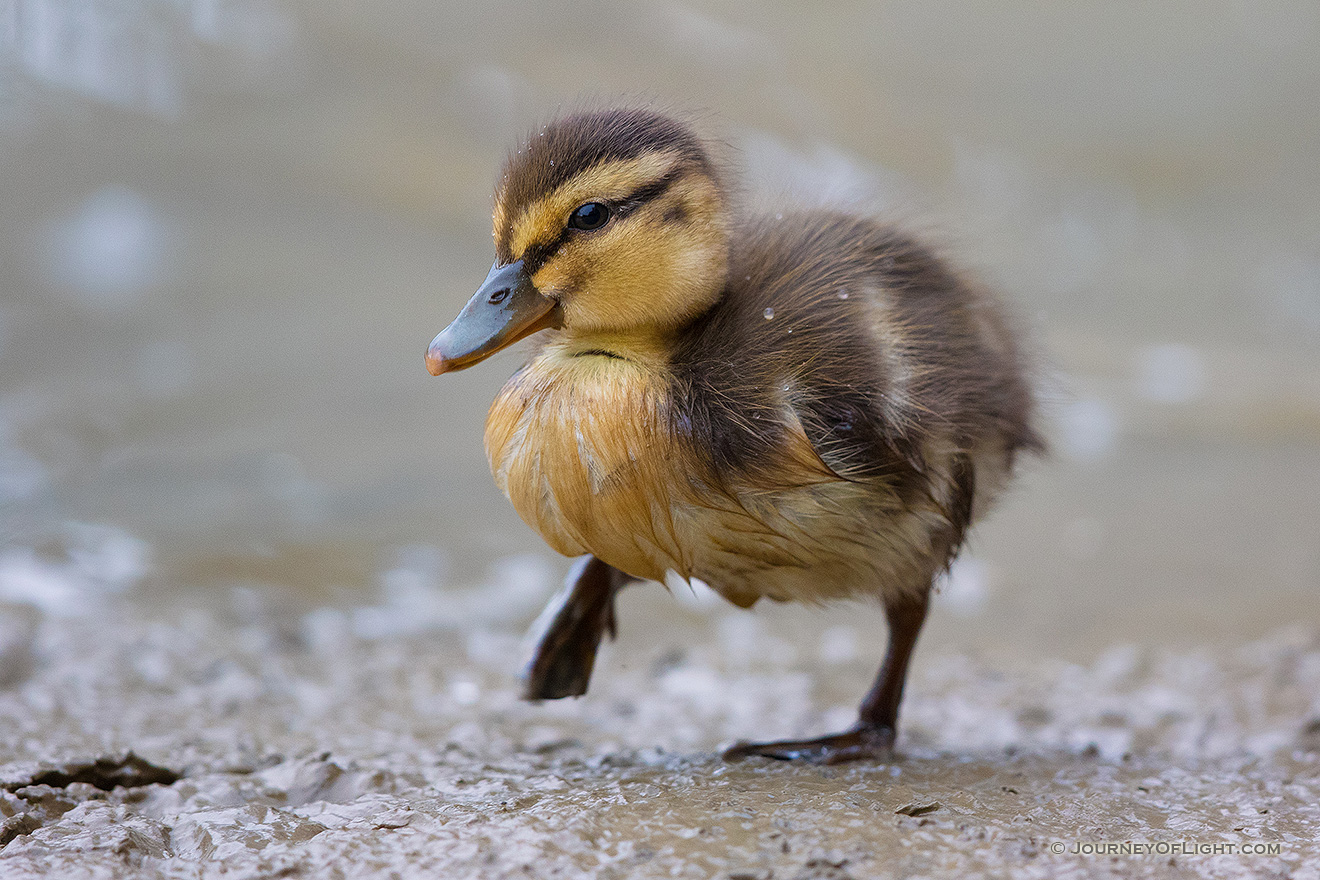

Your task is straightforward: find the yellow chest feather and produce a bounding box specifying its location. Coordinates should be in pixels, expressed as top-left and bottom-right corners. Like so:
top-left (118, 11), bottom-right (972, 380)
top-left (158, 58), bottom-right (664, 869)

top-left (482, 347), bottom-right (945, 609)
top-left (484, 351), bottom-right (689, 583)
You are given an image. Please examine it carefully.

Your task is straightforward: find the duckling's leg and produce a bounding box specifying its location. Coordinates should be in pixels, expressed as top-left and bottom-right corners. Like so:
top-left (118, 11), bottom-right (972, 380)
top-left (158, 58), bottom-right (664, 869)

top-left (724, 592), bottom-right (929, 764)
top-left (523, 555), bottom-right (636, 700)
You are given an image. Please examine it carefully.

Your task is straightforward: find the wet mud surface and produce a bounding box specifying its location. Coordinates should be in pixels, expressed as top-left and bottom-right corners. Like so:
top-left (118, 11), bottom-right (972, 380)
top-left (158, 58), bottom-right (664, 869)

top-left (1, 593), bottom-right (1316, 879)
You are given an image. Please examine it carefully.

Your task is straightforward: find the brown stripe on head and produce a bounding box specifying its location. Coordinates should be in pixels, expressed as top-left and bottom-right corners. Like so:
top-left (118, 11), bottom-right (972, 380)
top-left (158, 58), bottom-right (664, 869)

top-left (493, 108), bottom-right (717, 265)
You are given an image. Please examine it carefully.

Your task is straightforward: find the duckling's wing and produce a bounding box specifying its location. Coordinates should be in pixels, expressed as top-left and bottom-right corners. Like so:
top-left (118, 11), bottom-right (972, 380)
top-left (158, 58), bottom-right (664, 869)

top-left (670, 210), bottom-right (1039, 558)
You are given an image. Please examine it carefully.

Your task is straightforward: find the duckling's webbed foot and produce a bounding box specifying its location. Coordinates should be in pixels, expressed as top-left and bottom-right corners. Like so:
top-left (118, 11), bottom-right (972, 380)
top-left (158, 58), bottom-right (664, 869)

top-left (723, 724), bottom-right (896, 765)
top-left (723, 593), bottom-right (929, 765)
top-left (522, 555), bottom-right (635, 700)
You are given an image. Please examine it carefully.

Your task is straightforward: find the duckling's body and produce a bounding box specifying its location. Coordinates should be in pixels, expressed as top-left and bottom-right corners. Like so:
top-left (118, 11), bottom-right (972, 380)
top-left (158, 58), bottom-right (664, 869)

top-left (489, 213), bottom-right (1030, 609)
top-left (428, 108), bottom-right (1039, 763)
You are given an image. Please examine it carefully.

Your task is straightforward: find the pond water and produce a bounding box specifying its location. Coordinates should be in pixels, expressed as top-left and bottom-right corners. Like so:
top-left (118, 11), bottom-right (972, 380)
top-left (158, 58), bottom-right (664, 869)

top-left (1, 0), bottom-right (1317, 660)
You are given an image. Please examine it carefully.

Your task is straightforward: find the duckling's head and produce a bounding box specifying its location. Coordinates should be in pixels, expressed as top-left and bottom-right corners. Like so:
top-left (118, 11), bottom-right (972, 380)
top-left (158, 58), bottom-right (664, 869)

top-left (427, 108), bottom-right (728, 374)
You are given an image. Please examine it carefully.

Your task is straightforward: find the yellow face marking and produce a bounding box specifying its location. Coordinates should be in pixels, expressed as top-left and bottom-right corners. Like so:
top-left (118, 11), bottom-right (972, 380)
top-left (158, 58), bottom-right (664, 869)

top-left (524, 168), bottom-right (727, 335)
top-left (499, 151), bottom-right (684, 261)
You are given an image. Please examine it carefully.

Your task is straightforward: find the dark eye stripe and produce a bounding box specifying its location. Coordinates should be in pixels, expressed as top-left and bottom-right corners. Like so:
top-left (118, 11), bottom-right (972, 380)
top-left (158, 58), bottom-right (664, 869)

top-left (520, 167), bottom-right (687, 273)
top-left (520, 230), bottom-right (572, 275)
top-left (612, 167), bottom-right (684, 217)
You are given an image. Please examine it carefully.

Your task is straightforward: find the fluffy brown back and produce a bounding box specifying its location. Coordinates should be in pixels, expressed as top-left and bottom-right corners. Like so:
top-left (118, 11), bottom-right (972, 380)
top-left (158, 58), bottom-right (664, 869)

top-left (669, 211), bottom-right (1042, 516)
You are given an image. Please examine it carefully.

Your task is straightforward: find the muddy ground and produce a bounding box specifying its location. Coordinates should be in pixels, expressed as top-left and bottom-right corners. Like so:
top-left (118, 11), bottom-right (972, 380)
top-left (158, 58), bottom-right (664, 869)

top-left (1, 582), bottom-right (1317, 879)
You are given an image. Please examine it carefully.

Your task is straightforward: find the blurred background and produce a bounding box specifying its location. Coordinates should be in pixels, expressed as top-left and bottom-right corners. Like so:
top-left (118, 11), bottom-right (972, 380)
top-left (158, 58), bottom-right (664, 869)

top-left (1, 0), bottom-right (1317, 662)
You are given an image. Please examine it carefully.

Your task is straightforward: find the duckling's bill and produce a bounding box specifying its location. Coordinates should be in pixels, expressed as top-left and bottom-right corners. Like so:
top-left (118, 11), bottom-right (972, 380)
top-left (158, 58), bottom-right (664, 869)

top-left (426, 260), bottom-right (560, 375)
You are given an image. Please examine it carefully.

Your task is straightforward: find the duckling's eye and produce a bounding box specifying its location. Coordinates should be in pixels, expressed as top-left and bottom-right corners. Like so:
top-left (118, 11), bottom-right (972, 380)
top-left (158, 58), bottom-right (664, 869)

top-left (568, 202), bottom-right (610, 231)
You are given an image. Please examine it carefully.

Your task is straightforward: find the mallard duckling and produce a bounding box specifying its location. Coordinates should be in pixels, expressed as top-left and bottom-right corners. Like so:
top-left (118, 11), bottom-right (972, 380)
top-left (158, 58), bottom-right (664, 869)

top-left (426, 107), bottom-right (1040, 763)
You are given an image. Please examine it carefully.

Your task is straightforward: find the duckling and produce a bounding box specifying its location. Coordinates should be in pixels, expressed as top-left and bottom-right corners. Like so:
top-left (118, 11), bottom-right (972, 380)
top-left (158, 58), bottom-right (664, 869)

top-left (426, 107), bottom-right (1041, 763)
